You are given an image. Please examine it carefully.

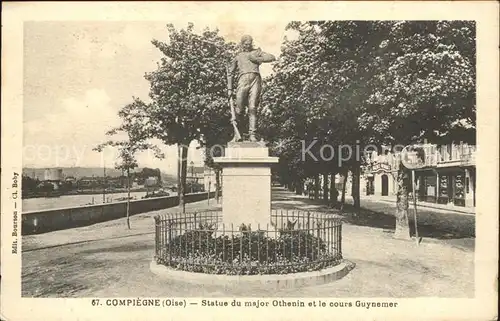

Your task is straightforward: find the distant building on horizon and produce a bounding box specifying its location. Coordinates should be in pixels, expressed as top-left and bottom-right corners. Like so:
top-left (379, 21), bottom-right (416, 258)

top-left (44, 168), bottom-right (63, 182)
top-left (145, 176), bottom-right (160, 188)
top-left (203, 167), bottom-right (216, 192)
top-left (187, 165), bottom-right (205, 184)
top-left (64, 176), bottom-right (77, 183)
top-left (186, 164), bottom-right (217, 192)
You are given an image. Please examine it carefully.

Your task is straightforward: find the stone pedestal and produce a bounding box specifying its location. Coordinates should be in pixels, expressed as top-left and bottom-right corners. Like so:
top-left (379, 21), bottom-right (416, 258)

top-left (214, 141), bottom-right (279, 231)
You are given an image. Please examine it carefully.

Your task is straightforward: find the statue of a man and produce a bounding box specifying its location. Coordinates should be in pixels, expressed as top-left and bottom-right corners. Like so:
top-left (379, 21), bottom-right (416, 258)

top-left (227, 35), bottom-right (276, 142)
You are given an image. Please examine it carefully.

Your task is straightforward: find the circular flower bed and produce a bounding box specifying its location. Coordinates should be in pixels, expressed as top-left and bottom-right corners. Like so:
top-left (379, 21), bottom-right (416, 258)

top-left (155, 222), bottom-right (342, 275)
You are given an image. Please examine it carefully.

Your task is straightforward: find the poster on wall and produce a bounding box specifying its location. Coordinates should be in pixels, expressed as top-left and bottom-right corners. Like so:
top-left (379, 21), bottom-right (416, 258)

top-left (439, 175), bottom-right (448, 197)
top-left (455, 173), bottom-right (464, 199)
top-left (427, 185), bottom-right (435, 196)
top-left (424, 176), bottom-right (437, 197)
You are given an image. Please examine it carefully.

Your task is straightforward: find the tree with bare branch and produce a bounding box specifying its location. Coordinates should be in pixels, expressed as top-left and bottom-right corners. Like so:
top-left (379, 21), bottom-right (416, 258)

top-left (94, 98), bottom-right (163, 229)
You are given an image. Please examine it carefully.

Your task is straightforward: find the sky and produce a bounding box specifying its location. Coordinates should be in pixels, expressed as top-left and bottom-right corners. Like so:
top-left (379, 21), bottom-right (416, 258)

top-left (23, 21), bottom-right (293, 174)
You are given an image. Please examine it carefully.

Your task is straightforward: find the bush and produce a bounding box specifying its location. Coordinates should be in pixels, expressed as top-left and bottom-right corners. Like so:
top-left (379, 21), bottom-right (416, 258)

top-left (156, 223), bottom-right (341, 275)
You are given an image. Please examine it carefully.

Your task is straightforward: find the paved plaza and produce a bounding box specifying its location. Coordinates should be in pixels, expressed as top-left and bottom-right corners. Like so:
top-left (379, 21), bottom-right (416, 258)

top-left (22, 187), bottom-right (474, 298)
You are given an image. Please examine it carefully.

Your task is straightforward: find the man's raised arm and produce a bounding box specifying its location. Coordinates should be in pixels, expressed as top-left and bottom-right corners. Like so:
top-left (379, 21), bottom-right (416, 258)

top-left (249, 49), bottom-right (276, 64)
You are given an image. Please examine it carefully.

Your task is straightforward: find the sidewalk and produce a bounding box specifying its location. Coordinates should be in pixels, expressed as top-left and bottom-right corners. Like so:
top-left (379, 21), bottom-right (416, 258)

top-left (22, 189), bottom-right (474, 298)
top-left (283, 191), bottom-right (475, 241)
top-left (360, 195), bottom-right (475, 215)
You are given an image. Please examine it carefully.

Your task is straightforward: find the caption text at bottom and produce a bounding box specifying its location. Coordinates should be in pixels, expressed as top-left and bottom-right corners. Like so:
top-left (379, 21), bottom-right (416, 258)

top-left (94, 299), bottom-right (399, 309)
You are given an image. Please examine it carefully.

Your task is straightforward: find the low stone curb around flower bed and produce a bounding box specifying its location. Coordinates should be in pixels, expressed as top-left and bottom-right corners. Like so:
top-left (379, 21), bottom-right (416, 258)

top-left (149, 259), bottom-right (355, 290)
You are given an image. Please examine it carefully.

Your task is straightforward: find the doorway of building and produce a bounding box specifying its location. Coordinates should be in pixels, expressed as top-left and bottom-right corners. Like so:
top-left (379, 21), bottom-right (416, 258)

top-left (366, 177), bottom-right (374, 195)
top-left (381, 174), bottom-right (389, 196)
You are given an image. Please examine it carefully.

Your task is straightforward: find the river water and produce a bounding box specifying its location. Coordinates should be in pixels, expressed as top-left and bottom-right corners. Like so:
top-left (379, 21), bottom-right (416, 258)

top-left (22, 191), bottom-right (178, 212)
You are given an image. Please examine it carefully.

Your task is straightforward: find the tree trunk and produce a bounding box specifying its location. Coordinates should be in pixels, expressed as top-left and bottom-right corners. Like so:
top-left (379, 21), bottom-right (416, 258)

top-left (351, 163), bottom-right (360, 208)
top-left (126, 168), bottom-right (131, 229)
top-left (295, 179), bottom-right (303, 195)
top-left (215, 168), bottom-right (221, 204)
top-left (394, 161), bottom-right (411, 239)
top-left (322, 172), bottom-right (329, 203)
top-left (340, 168), bottom-right (348, 210)
top-left (178, 144), bottom-right (188, 213)
top-left (177, 146), bottom-right (181, 208)
top-left (329, 173), bottom-right (337, 207)
top-left (314, 174), bottom-right (320, 200)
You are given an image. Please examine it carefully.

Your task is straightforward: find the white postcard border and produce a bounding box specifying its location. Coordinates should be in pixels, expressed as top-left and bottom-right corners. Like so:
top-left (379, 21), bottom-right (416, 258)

top-left (1, 2), bottom-right (498, 321)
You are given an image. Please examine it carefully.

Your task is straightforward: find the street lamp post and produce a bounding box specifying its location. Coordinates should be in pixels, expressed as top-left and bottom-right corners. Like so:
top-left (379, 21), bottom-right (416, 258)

top-left (401, 145), bottom-right (426, 246)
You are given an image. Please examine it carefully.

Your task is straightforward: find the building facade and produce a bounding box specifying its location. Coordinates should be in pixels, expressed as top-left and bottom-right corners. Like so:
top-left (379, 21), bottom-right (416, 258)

top-left (203, 168), bottom-right (217, 192)
top-left (363, 143), bottom-right (476, 208)
top-left (187, 165), bottom-right (205, 184)
top-left (186, 164), bottom-right (218, 192)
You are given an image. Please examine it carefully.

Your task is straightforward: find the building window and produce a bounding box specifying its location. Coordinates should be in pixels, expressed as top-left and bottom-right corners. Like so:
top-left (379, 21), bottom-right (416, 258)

top-left (422, 174), bottom-right (436, 203)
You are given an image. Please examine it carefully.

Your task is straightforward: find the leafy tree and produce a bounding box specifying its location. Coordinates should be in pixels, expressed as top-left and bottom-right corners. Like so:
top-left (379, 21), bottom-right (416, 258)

top-left (261, 21), bottom-right (380, 204)
top-left (38, 181), bottom-right (55, 195)
top-left (22, 175), bottom-right (40, 195)
top-left (263, 20), bottom-right (475, 239)
top-left (359, 20), bottom-right (476, 238)
top-left (94, 98), bottom-right (163, 229)
top-left (137, 167), bottom-right (162, 185)
top-left (144, 23), bottom-right (236, 212)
